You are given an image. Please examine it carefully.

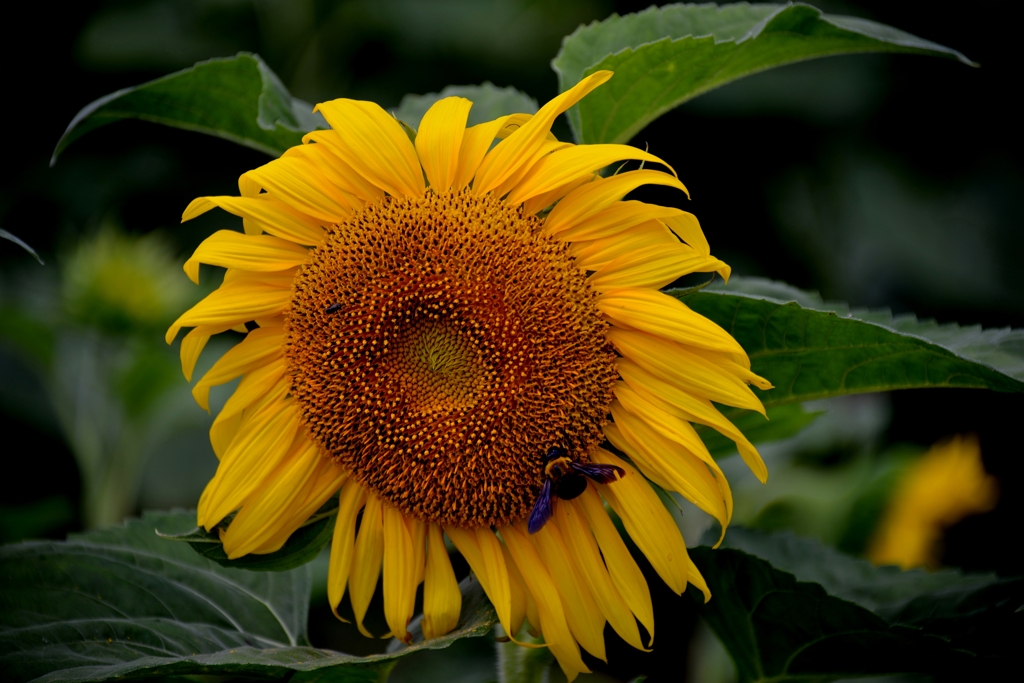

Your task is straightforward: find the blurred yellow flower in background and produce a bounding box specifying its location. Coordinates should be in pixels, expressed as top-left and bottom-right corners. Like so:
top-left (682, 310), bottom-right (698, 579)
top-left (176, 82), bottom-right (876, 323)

top-left (868, 434), bottom-right (998, 569)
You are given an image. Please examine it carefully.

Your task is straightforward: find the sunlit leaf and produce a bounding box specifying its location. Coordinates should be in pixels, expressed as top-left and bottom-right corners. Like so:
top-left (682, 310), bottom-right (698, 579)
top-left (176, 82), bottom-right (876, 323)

top-left (672, 276), bottom-right (1024, 407)
top-left (553, 2), bottom-right (973, 144)
top-left (392, 83), bottom-right (538, 130)
top-left (690, 528), bottom-right (1022, 682)
top-left (0, 511), bottom-right (497, 682)
top-left (52, 53), bottom-right (324, 164)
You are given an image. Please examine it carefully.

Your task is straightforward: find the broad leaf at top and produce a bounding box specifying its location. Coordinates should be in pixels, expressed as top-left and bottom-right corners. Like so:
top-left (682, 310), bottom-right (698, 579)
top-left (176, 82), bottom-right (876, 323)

top-left (52, 53), bottom-right (324, 164)
top-left (553, 2), bottom-right (973, 144)
top-left (671, 276), bottom-right (1024, 407)
top-left (0, 511), bottom-right (497, 682)
top-left (689, 528), bottom-right (1022, 682)
top-left (392, 83), bottom-right (538, 130)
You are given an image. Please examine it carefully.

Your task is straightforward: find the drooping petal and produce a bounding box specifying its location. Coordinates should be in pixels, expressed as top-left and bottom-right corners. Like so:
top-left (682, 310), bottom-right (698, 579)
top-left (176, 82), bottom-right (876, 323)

top-left (618, 358), bottom-right (768, 483)
top-left (383, 504), bottom-right (423, 642)
top-left (554, 499), bottom-right (646, 651)
top-left (179, 324), bottom-right (232, 382)
top-left (422, 524), bottom-right (462, 639)
top-left (571, 488), bottom-right (655, 642)
top-left (350, 494), bottom-right (385, 637)
top-left (328, 482), bottom-right (369, 621)
top-left (416, 97), bottom-right (473, 191)
top-left (197, 399), bottom-right (301, 529)
top-left (314, 99), bottom-right (425, 197)
top-left (446, 526), bottom-right (513, 637)
top-left (590, 449), bottom-right (695, 595)
top-left (209, 364), bottom-right (287, 459)
top-left (532, 518), bottom-right (607, 660)
top-left (608, 401), bottom-right (730, 528)
top-left (301, 131), bottom-right (388, 203)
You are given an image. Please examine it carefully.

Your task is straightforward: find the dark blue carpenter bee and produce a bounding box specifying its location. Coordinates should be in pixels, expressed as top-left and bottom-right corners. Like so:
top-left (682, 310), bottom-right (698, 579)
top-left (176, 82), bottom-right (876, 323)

top-left (527, 447), bottom-right (625, 534)
top-left (325, 303), bottom-right (342, 314)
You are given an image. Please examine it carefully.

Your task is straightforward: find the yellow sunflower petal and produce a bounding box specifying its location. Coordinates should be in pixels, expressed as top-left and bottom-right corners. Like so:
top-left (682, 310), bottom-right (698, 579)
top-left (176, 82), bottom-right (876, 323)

top-left (209, 365), bottom-right (287, 459)
top-left (607, 328), bottom-right (765, 414)
top-left (618, 358), bottom-right (768, 483)
top-left (191, 324), bottom-right (284, 411)
top-left (301, 131), bottom-right (388, 203)
top-left (383, 504), bottom-right (422, 643)
top-left (244, 157), bottom-right (354, 221)
top-left (545, 170), bottom-right (688, 235)
top-left (662, 211), bottom-right (711, 257)
top-left (591, 449), bottom-right (695, 595)
top-left (555, 200), bottom-right (683, 243)
top-left (608, 402), bottom-right (730, 529)
top-left (532, 518), bottom-right (607, 661)
top-left (473, 71), bottom-right (612, 195)
top-left (179, 324), bottom-right (231, 382)
top-left (313, 99), bottom-right (425, 197)
top-left (246, 456), bottom-right (347, 556)
top-left (185, 229), bottom-right (307, 284)
top-left (416, 97), bottom-right (473, 192)
top-left (422, 524), bottom-right (462, 640)
top-left (522, 174), bottom-right (595, 217)
top-left (572, 220), bottom-right (678, 271)
top-left (182, 195), bottom-right (325, 246)
top-left (220, 440), bottom-right (328, 558)
top-left (350, 494), bottom-right (385, 637)
top-left (555, 499), bottom-right (647, 651)
top-left (589, 243), bottom-right (729, 292)
top-left (445, 526), bottom-right (513, 637)
top-left (328, 481), bottom-right (369, 621)
top-left (598, 288), bottom-right (748, 365)
top-left (197, 400), bottom-right (301, 529)
top-left (500, 542), bottom-right (528, 638)
top-left (502, 523), bottom-right (590, 681)
top-left (614, 382), bottom-right (734, 522)
top-left (572, 488), bottom-right (655, 642)
top-left (506, 144), bottom-right (675, 205)
top-left (166, 279), bottom-right (291, 344)
top-left (283, 142), bottom-right (374, 207)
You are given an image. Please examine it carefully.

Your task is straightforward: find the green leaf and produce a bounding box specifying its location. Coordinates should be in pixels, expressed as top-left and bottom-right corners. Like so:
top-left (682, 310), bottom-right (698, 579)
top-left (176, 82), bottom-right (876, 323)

top-left (690, 527), bottom-right (1023, 682)
top-left (671, 276), bottom-right (1024, 407)
top-left (0, 228), bottom-right (43, 264)
top-left (52, 53), bottom-right (324, 164)
top-left (0, 511), bottom-right (497, 682)
top-left (158, 498), bottom-right (338, 572)
top-left (553, 2), bottom-right (973, 144)
top-left (392, 83), bottom-right (538, 130)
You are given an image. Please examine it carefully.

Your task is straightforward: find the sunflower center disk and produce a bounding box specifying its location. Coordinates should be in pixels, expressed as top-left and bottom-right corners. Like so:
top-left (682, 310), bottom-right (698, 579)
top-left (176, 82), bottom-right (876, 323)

top-left (286, 190), bottom-right (617, 527)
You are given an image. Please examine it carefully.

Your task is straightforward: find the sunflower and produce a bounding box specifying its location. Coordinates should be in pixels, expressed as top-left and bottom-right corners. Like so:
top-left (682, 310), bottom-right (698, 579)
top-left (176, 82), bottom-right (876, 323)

top-left (868, 434), bottom-right (997, 570)
top-left (168, 71), bottom-right (770, 680)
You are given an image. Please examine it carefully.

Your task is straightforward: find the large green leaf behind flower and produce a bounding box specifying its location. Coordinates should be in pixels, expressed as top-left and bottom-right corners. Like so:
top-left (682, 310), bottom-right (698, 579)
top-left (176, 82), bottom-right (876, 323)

top-left (0, 512), bottom-right (497, 682)
top-left (51, 53), bottom-right (325, 163)
top-left (670, 277), bottom-right (1024, 408)
top-left (691, 528), bottom-right (1023, 681)
top-left (553, 2), bottom-right (973, 144)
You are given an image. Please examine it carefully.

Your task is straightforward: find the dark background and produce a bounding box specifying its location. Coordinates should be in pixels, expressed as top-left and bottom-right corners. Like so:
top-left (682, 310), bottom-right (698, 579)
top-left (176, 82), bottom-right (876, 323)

top-left (1, 1), bottom-right (1021, 680)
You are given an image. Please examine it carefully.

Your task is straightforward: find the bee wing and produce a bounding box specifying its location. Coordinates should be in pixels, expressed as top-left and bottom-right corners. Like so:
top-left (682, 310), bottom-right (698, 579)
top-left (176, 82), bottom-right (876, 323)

top-left (527, 479), bottom-right (554, 534)
top-left (572, 462), bottom-right (625, 484)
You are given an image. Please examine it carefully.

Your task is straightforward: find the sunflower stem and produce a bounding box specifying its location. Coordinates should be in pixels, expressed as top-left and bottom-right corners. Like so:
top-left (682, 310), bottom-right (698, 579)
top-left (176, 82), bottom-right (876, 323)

top-left (496, 630), bottom-right (553, 683)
